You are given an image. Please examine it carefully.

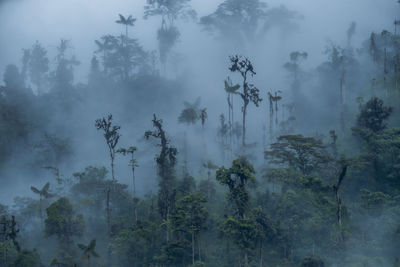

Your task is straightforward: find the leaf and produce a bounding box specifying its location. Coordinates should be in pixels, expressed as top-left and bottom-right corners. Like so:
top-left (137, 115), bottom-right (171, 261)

top-left (30, 187), bottom-right (40, 194)
top-left (88, 239), bottom-right (96, 250)
top-left (42, 182), bottom-right (50, 192)
top-left (77, 244), bottom-right (87, 251)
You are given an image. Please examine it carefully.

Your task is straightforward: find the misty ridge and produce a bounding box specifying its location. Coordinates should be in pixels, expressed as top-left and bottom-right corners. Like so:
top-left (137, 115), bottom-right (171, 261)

top-left (0, 0), bottom-right (400, 266)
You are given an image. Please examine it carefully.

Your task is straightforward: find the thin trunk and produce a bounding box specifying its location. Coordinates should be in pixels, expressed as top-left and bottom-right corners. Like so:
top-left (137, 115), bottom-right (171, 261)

top-left (132, 157), bottom-right (137, 223)
top-left (259, 240), bottom-right (263, 267)
top-left (39, 196), bottom-right (43, 229)
top-left (192, 232), bottom-right (195, 265)
top-left (384, 48), bottom-right (388, 94)
top-left (106, 188), bottom-right (112, 266)
top-left (198, 236), bottom-right (201, 262)
top-left (242, 103), bottom-right (247, 149)
top-left (340, 64), bottom-right (346, 131)
top-left (166, 206), bottom-right (170, 243)
top-left (110, 151), bottom-right (115, 182)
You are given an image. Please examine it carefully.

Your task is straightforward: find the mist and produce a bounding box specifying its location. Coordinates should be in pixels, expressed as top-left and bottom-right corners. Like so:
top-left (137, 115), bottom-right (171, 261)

top-left (1, 0), bottom-right (400, 266)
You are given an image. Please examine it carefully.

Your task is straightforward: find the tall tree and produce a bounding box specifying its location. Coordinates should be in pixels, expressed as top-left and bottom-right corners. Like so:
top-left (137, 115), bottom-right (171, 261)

top-left (28, 41), bottom-right (49, 94)
top-left (333, 163), bottom-right (348, 242)
top-left (95, 114), bottom-right (121, 183)
top-left (229, 55), bottom-right (262, 149)
top-left (217, 157), bottom-right (257, 266)
top-left (265, 135), bottom-right (331, 176)
top-left (30, 182), bottom-right (54, 228)
top-left (45, 197), bottom-right (85, 263)
top-left (117, 146), bottom-right (139, 223)
top-left (201, 0), bottom-right (298, 47)
top-left (77, 239), bottom-right (99, 267)
top-left (224, 77), bottom-right (240, 148)
top-left (115, 14), bottom-right (136, 37)
top-left (145, 114), bottom-right (178, 242)
top-left (171, 193), bottom-right (208, 265)
top-left (144, 0), bottom-right (195, 69)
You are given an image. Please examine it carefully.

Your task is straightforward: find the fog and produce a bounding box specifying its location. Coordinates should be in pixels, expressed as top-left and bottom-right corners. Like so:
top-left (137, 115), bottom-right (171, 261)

top-left (0, 0), bottom-right (400, 266)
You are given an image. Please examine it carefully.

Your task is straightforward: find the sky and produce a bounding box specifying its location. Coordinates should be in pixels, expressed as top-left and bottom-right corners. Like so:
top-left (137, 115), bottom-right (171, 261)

top-left (0, 0), bottom-right (398, 83)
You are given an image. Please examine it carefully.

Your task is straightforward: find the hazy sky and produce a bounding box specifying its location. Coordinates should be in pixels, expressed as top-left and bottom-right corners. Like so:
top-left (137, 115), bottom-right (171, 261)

top-left (0, 0), bottom-right (398, 83)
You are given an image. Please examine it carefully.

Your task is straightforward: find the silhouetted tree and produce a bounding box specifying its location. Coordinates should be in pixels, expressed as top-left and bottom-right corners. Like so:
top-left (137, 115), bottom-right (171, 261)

top-left (115, 14), bottom-right (136, 37)
top-left (28, 41), bottom-right (49, 93)
top-left (145, 114), bottom-right (177, 242)
top-left (117, 146), bottom-right (139, 222)
top-left (229, 55), bottom-right (262, 149)
top-left (95, 114), bottom-right (121, 182)
top-left (45, 197), bottom-right (85, 263)
top-left (77, 239), bottom-right (99, 267)
top-left (30, 182), bottom-right (54, 227)
top-left (144, 0), bottom-right (195, 69)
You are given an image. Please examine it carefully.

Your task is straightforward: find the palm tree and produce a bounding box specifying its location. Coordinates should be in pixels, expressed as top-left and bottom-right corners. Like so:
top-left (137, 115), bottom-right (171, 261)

top-left (117, 146), bottom-right (139, 223)
top-left (115, 14), bottom-right (136, 37)
top-left (30, 182), bottom-right (53, 227)
top-left (77, 239), bottom-right (99, 267)
top-left (224, 77), bottom-right (240, 148)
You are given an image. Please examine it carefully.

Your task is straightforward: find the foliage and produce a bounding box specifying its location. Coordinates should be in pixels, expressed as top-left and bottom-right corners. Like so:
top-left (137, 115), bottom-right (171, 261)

top-left (265, 135), bottom-right (331, 175)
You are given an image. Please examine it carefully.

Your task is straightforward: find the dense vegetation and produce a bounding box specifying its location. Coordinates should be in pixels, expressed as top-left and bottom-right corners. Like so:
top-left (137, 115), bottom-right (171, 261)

top-left (1, 0), bottom-right (400, 266)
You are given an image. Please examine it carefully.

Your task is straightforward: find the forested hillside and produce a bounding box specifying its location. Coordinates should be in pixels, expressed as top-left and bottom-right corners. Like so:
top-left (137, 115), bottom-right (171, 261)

top-left (0, 0), bottom-right (400, 266)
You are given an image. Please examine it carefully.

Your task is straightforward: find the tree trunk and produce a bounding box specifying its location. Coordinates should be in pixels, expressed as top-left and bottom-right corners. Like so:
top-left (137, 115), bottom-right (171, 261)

top-left (198, 236), bottom-right (201, 262)
top-left (110, 152), bottom-right (115, 182)
top-left (106, 188), bottom-right (112, 266)
top-left (242, 103), bottom-right (247, 149)
top-left (192, 232), bottom-right (195, 265)
top-left (39, 196), bottom-right (43, 230)
top-left (132, 161), bottom-right (137, 223)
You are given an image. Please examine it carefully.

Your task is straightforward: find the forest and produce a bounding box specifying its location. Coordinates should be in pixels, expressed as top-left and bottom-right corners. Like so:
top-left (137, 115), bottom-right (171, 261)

top-left (0, 0), bottom-right (400, 266)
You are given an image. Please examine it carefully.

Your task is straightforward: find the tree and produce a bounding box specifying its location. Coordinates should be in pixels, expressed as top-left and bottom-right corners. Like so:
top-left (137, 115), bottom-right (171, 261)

top-left (202, 160), bottom-right (218, 200)
top-left (200, 0), bottom-right (268, 45)
top-left (171, 193), bottom-right (208, 265)
top-left (77, 239), bottom-right (99, 267)
top-left (178, 98), bottom-right (207, 172)
top-left (201, 0), bottom-right (298, 47)
top-left (95, 114), bottom-right (121, 182)
top-left (45, 197), bottom-right (85, 263)
top-left (28, 41), bottom-right (49, 94)
top-left (265, 135), bottom-right (331, 176)
top-left (224, 77), bottom-right (240, 147)
top-left (229, 55), bottom-right (262, 149)
top-left (352, 97), bottom-right (393, 180)
top-left (95, 34), bottom-right (148, 80)
top-left (13, 249), bottom-right (41, 267)
top-left (332, 163), bottom-right (348, 241)
top-left (145, 114), bottom-right (177, 242)
top-left (283, 51), bottom-right (307, 95)
top-left (115, 14), bottom-right (136, 37)
top-left (3, 64), bottom-right (24, 89)
top-left (117, 146), bottom-right (139, 222)
top-left (51, 39), bottom-right (80, 91)
top-left (30, 182), bottom-right (54, 227)
top-left (144, 0), bottom-right (195, 69)
top-left (216, 157), bottom-right (256, 219)
top-left (355, 97), bottom-right (393, 134)
top-left (267, 90), bottom-right (282, 136)
top-left (178, 99), bottom-right (200, 125)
